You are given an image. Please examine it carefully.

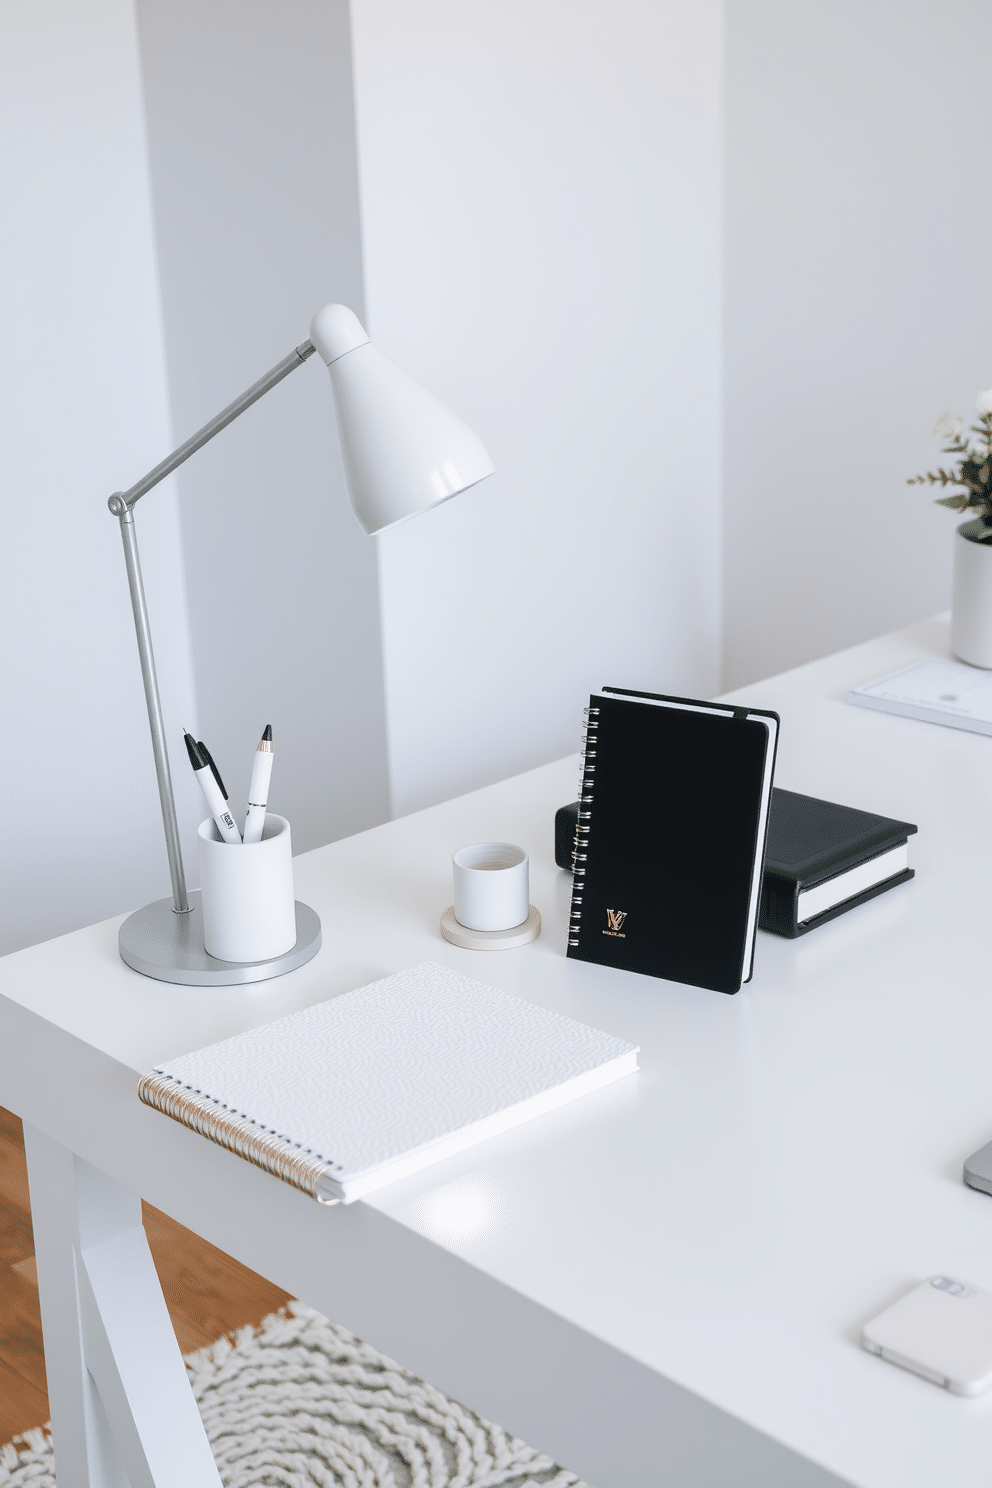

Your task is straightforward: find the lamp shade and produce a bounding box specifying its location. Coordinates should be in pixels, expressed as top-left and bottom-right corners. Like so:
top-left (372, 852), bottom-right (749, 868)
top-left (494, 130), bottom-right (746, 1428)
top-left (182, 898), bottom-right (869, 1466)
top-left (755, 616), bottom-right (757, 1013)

top-left (309, 304), bottom-right (495, 535)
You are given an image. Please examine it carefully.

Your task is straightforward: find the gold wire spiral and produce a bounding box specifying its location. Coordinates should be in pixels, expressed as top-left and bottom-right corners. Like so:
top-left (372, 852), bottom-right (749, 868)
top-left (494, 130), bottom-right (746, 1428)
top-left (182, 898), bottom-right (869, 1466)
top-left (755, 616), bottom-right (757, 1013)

top-left (137, 1071), bottom-right (339, 1205)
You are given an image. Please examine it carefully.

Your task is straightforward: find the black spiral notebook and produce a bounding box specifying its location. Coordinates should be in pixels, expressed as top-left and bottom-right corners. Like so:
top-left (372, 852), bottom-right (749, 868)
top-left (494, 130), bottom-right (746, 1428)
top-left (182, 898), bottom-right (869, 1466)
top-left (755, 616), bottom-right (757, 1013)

top-left (566, 688), bottom-right (779, 994)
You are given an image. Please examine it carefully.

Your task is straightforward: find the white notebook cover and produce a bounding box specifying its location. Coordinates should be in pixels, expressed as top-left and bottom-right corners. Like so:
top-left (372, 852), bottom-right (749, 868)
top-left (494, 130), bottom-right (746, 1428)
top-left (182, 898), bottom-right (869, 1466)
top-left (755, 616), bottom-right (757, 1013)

top-left (152, 962), bottom-right (639, 1203)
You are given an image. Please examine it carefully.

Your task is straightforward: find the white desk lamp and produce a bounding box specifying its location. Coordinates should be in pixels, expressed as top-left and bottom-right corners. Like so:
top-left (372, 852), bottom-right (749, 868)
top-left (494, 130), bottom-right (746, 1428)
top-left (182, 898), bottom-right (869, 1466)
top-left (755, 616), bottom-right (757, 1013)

top-left (111, 304), bottom-right (494, 986)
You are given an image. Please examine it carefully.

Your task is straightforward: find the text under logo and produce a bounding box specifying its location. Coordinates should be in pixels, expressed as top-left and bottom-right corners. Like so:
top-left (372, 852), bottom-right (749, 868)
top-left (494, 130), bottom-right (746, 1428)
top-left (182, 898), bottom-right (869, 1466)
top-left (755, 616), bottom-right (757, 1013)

top-left (604, 909), bottom-right (627, 938)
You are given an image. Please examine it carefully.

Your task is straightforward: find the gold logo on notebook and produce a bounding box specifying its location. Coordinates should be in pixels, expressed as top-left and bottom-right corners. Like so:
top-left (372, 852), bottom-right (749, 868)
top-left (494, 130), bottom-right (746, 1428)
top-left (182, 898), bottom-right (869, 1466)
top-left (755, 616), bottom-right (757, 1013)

top-left (604, 909), bottom-right (627, 937)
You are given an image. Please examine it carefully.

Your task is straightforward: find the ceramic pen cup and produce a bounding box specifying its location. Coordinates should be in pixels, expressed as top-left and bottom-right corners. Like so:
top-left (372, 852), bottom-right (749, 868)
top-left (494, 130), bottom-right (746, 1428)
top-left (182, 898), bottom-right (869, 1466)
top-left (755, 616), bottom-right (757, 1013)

top-left (452, 842), bottom-right (530, 932)
top-left (197, 814), bottom-right (297, 963)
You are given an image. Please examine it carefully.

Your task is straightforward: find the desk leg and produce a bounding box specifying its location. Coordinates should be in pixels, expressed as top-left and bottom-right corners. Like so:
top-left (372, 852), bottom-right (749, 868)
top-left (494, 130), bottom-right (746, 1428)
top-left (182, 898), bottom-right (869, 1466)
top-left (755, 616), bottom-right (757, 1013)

top-left (22, 1125), bottom-right (222, 1488)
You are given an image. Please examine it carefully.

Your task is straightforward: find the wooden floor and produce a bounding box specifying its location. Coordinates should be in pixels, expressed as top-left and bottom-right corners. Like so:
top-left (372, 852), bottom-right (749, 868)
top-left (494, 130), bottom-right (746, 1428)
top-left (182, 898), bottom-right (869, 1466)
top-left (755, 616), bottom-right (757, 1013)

top-left (0, 1105), bottom-right (293, 1445)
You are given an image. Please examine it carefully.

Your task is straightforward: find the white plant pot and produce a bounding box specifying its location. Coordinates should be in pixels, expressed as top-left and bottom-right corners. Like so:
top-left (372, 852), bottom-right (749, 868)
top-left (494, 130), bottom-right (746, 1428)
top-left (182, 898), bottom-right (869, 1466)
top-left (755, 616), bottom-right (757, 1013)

top-left (951, 520), bottom-right (992, 669)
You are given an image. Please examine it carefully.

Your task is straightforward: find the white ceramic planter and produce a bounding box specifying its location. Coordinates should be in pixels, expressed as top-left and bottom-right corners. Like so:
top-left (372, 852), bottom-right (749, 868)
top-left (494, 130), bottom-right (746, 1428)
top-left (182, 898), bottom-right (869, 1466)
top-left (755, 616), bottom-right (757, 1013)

top-left (951, 520), bottom-right (992, 669)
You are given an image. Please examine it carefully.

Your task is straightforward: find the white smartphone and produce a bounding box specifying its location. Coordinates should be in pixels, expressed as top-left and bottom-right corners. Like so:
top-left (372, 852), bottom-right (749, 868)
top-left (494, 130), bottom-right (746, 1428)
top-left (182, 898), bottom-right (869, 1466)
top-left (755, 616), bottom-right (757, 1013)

top-left (862, 1276), bottom-right (992, 1395)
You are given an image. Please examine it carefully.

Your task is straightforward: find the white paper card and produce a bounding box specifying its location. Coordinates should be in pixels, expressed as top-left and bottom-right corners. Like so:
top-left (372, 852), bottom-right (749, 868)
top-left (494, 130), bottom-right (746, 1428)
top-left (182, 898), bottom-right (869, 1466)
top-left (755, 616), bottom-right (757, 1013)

top-left (848, 658), bottom-right (992, 737)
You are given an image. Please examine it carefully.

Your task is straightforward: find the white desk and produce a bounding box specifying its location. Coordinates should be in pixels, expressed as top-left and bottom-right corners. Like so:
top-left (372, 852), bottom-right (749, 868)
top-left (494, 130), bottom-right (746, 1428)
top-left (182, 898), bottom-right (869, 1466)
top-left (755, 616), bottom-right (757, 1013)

top-left (3, 614), bottom-right (991, 1488)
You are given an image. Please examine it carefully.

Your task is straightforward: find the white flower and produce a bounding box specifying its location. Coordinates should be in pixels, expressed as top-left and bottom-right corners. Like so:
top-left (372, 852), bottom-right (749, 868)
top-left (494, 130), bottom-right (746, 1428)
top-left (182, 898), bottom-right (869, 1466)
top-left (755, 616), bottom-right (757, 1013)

top-left (976, 387), bottom-right (992, 415)
top-left (933, 409), bottom-right (963, 439)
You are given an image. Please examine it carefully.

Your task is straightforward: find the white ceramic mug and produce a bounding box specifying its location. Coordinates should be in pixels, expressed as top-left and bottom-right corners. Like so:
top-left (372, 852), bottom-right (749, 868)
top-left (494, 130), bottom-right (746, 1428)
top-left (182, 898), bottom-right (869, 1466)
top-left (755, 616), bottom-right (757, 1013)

top-left (197, 813), bottom-right (297, 962)
top-left (452, 842), bottom-right (529, 932)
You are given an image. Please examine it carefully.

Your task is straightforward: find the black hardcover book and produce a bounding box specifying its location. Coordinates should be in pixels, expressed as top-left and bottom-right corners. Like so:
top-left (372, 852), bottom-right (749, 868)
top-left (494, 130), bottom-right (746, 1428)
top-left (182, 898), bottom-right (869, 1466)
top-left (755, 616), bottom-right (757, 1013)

top-left (760, 789), bottom-right (916, 937)
top-left (565, 689), bottom-right (779, 995)
top-left (555, 790), bottom-right (917, 940)
top-left (555, 800), bottom-right (581, 873)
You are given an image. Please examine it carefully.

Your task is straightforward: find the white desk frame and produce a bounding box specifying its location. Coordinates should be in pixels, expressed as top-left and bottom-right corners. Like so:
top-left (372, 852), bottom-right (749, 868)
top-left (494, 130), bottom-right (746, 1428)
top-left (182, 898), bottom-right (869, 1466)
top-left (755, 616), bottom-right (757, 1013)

top-left (4, 615), bottom-right (992, 1488)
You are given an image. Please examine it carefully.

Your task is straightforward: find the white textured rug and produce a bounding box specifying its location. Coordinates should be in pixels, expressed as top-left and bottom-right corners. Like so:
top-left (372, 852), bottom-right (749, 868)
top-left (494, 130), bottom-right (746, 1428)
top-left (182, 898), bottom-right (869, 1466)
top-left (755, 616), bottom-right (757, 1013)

top-left (0, 1302), bottom-right (590, 1488)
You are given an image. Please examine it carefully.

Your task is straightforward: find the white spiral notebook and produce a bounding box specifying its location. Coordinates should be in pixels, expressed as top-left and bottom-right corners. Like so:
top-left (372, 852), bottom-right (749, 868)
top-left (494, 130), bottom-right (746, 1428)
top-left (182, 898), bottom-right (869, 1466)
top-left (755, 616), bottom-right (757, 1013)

top-left (138, 962), bottom-right (639, 1204)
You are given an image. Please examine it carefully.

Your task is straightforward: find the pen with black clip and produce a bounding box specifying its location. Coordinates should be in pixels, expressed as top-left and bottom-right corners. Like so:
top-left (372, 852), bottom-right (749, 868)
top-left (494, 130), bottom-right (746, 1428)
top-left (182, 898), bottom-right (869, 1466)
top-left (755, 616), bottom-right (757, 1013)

top-left (184, 730), bottom-right (242, 843)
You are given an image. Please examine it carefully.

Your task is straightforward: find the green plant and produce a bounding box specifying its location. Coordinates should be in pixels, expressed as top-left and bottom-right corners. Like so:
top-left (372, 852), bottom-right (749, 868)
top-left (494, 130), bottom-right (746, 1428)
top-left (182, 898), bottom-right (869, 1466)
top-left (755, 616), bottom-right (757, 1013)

top-left (908, 392), bottom-right (992, 543)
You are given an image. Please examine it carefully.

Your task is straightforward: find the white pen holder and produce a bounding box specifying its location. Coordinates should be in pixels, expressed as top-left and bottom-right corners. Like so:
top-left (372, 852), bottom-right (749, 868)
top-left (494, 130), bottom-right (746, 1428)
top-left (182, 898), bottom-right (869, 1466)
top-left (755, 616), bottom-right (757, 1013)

top-left (197, 813), bottom-right (297, 963)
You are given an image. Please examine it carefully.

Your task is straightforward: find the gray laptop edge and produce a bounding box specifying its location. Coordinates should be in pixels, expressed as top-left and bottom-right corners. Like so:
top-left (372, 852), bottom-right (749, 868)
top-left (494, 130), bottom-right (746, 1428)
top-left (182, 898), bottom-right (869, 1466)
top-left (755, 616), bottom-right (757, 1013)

top-left (964, 1139), bottom-right (992, 1196)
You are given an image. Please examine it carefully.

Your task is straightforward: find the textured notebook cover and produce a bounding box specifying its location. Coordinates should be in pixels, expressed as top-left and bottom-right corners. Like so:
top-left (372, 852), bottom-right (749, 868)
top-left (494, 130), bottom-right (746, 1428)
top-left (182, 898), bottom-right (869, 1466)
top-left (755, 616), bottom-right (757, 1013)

top-left (566, 692), bottom-right (777, 994)
top-left (143, 962), bottom-right (638, 1202)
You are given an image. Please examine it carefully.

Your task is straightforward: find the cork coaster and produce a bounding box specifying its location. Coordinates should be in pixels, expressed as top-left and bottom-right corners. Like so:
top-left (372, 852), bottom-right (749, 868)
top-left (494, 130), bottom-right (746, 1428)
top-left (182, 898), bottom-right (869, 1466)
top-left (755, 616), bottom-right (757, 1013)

top-left (440, 904), bottom-right (541, 950)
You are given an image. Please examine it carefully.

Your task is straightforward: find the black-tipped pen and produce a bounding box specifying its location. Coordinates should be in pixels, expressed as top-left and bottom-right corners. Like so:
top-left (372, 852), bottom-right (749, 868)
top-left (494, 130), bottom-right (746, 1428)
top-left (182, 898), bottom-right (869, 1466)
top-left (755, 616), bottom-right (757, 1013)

top-left (184, 729), bottom-right (242, 843)
top-left (243, 725), bottom-right (275, 844)
top-left (197, 740), bottom-right (228, 800)
top-left (184, 729), bottom-right (206, 771)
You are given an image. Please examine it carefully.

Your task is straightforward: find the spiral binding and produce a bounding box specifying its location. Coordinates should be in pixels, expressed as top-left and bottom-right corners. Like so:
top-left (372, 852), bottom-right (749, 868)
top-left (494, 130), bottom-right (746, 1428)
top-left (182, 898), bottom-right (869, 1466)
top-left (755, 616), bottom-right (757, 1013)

top-left (567, 704), bottom-right (598, 947)
top-left (137, 1071), bottom-right (340, 1205)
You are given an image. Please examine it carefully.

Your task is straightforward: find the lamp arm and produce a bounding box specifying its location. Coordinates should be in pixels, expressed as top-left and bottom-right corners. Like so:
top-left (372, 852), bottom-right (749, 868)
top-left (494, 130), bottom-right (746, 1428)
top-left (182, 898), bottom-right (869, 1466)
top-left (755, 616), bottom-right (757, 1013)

top-left (108, 340), bottom-right (315, 517)
top-left (107, 338), bottom-right (316, 917)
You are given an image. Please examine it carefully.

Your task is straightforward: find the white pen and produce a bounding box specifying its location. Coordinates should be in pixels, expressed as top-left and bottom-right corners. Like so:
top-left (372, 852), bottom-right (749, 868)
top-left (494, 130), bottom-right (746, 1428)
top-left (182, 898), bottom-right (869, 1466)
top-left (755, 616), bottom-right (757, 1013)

top-left (243, 724), bottom-right (274, 844)
top-left (184, 730), bottom-right (242, 844)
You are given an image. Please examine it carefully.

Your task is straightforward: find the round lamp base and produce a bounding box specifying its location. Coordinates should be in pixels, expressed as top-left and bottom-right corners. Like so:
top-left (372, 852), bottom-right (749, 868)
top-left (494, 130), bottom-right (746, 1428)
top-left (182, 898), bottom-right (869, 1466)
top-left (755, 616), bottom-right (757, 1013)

top-left (119, 891), bottom-right (321, 986)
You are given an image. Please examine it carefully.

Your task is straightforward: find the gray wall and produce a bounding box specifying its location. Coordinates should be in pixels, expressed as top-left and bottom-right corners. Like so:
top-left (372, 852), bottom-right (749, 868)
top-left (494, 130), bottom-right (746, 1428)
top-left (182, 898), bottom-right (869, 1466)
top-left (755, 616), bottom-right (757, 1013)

top-left (134, 0), bottom-right (391, 852)
top-left (723, 0), bottom-right (992, 689)
top-left (10, 0), bottom-right (985, 958)
top-left (352, 0), bottom-right (725, 815)
top-left (0, 0), bottom-right (200, 956)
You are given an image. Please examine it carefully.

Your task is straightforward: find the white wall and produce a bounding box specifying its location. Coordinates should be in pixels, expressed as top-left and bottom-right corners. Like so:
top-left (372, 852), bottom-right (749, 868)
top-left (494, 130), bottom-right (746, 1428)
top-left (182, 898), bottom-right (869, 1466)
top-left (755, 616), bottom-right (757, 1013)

top-left (351, 0), bottom-right (725, 816)
top-left (13, 1), bottom-right (976, 955)
top-left (3, 0), bottom-right (726, 954)
top-left (723, 0), bottom-right (992, 689)
top-left (0, 0), bottom-right (199, 956)
top-left (134, 0), bottom-right (392, 855)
